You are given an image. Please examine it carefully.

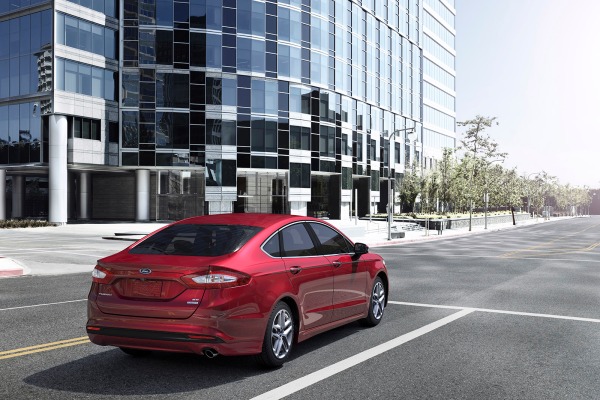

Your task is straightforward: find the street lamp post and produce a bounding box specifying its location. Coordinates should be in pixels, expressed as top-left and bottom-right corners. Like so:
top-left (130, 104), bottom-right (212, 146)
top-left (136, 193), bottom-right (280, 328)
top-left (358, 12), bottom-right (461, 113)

top-left (386, 127), bottom-right (415, 240)
top-left (527, 172), bottom-right (542, 217)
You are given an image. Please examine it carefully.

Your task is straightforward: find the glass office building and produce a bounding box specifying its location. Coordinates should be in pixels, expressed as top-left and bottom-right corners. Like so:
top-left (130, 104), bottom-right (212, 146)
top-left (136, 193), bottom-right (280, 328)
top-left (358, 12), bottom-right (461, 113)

top-left (0, 0), bottom-right (456, 223)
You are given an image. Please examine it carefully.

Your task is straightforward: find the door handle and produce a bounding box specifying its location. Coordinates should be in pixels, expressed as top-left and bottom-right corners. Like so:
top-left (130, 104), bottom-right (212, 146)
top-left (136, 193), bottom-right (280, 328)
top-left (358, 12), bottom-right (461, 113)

top-left (332, 261), bottom-right (342, 268)
top-left (289, 266), bottom-right (302, 275)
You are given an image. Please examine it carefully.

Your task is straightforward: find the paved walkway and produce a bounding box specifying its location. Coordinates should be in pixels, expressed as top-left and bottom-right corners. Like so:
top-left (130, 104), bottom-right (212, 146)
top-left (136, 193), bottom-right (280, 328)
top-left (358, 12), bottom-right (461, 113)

top-left (0, 216), bottom-right (573, 278)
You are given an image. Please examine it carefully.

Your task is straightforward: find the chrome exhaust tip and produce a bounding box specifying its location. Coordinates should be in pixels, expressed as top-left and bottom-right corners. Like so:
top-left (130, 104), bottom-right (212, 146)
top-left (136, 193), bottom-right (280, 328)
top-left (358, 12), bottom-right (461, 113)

top-left (203, 348), bottom-right (218, 358)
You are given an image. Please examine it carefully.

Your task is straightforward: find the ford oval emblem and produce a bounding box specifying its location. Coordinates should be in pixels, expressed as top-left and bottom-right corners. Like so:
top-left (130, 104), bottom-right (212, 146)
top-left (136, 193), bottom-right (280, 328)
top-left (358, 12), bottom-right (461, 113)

top-left (139, 268), bottom-right (152, 275)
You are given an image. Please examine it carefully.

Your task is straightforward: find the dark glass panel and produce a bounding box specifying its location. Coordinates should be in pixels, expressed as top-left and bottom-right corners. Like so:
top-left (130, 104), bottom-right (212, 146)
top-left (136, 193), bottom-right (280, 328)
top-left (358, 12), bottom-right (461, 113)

top-left (122, 152), bottom-right (138, 166)
top-left (172, 112), bottom-right (189, 148)
top-left (190, 0), bottom-right (207, 29)
top-left (174, 1), bottom-right (190, 23)
top-left (122, 111), bottom-right (139, 148)
top-left (223, 47), bottom-right (236, 68)
top-left (223, 7), bottom-right (236, 27)
top-left (174, 43), bottom-right (189, 64)
top-left (139, 29), bottom-right (156, 65)
top-left (173, 74), bottom-right (190, 107)
top-left (190, 124), bottom-right (205, 144)
top-left (139, 151), bottom-right (155, 166)
top-left (190, 32), bottom-right (206, 67)
top-left (156, 111), bottom-right (173, 148)
top-left (154, 30), bottom-right (172, 65)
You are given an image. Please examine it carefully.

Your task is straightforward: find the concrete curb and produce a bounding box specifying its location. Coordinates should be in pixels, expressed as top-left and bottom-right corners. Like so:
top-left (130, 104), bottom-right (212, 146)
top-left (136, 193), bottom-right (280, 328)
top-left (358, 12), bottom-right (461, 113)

top-left (0, 257), bottom-right (30, 278)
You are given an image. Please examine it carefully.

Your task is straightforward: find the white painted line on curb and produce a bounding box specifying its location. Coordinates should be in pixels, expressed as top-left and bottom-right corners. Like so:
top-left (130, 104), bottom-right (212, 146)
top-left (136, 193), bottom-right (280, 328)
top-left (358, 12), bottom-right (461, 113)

top-left (0, 299), bottom-right (87, 312)
top-left (390, 301), bottom-right (600, 324)
top-left (250, 309), bottom-right (473, 400)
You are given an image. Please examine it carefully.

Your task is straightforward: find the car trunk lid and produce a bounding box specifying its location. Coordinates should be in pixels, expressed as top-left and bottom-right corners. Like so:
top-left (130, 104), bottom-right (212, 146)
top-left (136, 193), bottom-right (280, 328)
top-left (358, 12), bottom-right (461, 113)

top-left (95, 255), bottom-right (220, 319)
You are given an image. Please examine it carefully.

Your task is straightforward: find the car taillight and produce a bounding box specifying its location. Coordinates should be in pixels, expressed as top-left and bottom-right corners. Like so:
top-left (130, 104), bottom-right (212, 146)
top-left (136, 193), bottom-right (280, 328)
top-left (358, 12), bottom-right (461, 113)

top-left (92, 265), bottom-right (112, 284)
top-left (181, 267), bottom-right (250, 289)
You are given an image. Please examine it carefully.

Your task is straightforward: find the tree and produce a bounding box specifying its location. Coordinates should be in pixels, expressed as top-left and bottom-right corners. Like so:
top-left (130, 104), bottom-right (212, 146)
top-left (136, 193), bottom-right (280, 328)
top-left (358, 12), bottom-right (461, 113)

top-left (457, 115), bottom-right (507, 230)
top-left (398, 161), bottom-right (423, 213)
top-left (437, 147), bottom-right (455, 213)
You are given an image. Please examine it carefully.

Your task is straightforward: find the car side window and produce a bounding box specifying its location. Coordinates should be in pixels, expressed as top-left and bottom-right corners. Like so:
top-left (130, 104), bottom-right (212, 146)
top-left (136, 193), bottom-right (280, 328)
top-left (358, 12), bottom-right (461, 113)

top-left (263, 233), bottom-right (282, 257)
top-left (280, 224), bottom-right (318, 257)
top-left (308, 223), bottom-right (351, 255)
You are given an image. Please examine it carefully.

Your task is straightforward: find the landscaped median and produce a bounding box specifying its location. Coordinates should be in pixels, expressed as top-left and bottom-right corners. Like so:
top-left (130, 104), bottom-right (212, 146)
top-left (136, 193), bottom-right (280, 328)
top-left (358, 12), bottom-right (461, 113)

top-left (365, 211), bottom-right (532, 231)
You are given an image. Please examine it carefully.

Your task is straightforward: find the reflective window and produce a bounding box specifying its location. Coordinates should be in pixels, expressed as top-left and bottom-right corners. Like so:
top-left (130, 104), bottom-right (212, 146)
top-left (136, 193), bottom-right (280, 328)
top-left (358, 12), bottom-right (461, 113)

top-left (156, 0), bottom-right (174, 27)
top-left (206, 118), bottom-right (236, 146)
top-left (308, 223), bottom-right (351, 255)
top-left (290, 126), bottom-right (310, 150)
top-left (289, 163), bottom-right (310, 188)
top-left (156, 73), bottom-right (189, 108)
top-left (65, 0), bottom-right (117, 17)
top-left (0, 101), bottom-right (42, 164)
top-left (280, 224), bottom-right (318, 257)
top-left (263, 233), bottom-right (282, 257)
top-left (206, 158), bottom-right (236, 187)
top-left (57, 13), bottom-right (116, 59)
top-left (122, 111), bottom-right (138, 148)
top-left (130, 224), bottom-right (261, 256)
top-left (1, 10), bottom-right (52, 100)
top-left (56, 58), bottom-right (115, 101)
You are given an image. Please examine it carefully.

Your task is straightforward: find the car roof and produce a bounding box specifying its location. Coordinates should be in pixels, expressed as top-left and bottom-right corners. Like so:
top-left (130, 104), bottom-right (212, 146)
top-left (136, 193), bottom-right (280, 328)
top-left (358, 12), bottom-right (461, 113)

top-left (174, 213), bottom-right (320, 229)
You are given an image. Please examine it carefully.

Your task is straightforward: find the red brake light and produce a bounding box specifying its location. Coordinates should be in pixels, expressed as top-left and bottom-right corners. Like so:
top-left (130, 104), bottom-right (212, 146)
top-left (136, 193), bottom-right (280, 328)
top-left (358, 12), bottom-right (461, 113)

top-left (92, 265), bottom-right (112, 284)
top-left (181, 266), bottom-right (250, 289)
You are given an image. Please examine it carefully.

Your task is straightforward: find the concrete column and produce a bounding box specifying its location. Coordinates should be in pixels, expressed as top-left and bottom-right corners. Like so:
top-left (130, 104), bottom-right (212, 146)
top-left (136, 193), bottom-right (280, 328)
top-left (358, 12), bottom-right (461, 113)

top-left (49, 115), bottom-right (68, 225)
top-left (0, 169), bottom-right (5, 220)
top-left (78, 171), bottom-right (91, 220)
top-left (136, 169), bottom-right (150, 221)
top-left (11, 175), bottom-right (25, 219)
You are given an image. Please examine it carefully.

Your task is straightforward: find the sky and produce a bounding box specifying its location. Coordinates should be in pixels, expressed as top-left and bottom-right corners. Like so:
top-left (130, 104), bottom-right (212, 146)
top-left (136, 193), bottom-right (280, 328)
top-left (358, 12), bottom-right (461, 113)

top-left (455, 0), bottom-right (600, 188)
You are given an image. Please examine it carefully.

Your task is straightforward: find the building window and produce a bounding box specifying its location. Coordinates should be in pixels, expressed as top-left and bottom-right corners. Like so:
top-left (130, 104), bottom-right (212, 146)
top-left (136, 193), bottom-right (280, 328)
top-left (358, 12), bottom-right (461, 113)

top-left (290, 163), bottom-right (310, 188)
top-left (57, 13), bottom-right (117, 59)
top-left (319, 125), bottom-right (335, 157)
top-left (290, 126), bottom-right (310, 150)
top-left (65, 0), bottom-right (117, 17)
top-left (71, 117), bottom-right (101, 141)
top-left (56, 58), bottom-right (116, 101)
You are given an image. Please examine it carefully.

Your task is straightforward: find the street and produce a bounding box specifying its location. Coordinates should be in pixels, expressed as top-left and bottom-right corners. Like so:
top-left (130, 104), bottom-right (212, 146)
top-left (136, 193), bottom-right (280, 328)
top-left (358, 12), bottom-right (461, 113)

top-left (1, 217), bottom-right (599, 399)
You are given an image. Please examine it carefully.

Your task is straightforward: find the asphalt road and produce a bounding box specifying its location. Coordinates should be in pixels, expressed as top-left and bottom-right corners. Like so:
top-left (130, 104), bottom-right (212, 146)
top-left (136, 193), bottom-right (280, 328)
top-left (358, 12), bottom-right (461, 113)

top-left (1, 217), bottom-right (599, 399)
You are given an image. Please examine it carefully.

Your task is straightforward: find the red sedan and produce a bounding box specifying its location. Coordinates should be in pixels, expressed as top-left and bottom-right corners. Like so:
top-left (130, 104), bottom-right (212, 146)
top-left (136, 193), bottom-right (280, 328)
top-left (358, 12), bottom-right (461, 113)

top-left (87, 213), bottom-right (388, 367)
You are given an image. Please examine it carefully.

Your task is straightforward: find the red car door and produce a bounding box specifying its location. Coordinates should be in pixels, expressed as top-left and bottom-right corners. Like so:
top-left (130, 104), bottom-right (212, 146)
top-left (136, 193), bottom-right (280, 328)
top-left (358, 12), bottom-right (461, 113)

top-left (307, 222), bottom-right (369, 321)
top-left (278, 223), bottom-right (334, 331)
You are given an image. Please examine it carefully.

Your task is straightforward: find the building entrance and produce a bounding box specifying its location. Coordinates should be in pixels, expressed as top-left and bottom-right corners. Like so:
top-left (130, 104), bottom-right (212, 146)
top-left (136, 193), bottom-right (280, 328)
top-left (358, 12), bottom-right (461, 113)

top-left (234, 171), bottom-right (289, 214)
top-left (156, 170), bottom-right (205, 220)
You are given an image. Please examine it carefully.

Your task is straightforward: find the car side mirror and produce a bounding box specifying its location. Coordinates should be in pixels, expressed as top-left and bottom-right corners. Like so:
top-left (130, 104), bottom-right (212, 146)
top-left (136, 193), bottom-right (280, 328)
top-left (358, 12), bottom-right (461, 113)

top-left (354, 242), bottom-right (369, 255)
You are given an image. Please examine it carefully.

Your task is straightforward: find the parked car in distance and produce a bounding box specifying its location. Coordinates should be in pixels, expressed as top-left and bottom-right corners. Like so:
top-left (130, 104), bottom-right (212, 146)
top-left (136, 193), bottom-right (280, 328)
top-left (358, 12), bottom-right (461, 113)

top-left (87, 213), bottom-right (388, 367)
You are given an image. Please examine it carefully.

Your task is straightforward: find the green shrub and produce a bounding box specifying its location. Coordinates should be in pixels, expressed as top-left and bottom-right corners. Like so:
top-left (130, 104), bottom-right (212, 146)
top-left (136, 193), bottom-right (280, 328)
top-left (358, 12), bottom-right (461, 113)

top-left (0, 219), bottom-right (56, 229)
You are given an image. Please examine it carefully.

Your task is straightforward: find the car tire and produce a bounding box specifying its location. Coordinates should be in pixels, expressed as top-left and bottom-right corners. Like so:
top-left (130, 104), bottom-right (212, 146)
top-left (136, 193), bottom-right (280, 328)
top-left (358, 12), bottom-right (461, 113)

top-left (258, 302), bottom-right (295, 368)
top-left (119, 347), bottom-right (151, 357)
top-left (362, 276), bottom-right (386, 327)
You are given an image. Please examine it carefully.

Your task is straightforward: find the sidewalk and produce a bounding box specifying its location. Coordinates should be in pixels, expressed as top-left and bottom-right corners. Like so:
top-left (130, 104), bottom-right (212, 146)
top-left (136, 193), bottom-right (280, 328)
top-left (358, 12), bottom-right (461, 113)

top-left (0, 216), bottom-right (568, 278)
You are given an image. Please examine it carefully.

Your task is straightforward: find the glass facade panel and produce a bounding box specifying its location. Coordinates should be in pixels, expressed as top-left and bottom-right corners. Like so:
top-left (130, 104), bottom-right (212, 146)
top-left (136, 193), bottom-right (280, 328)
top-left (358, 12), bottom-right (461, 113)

top-left (110, 0), bottom-right (455, 215)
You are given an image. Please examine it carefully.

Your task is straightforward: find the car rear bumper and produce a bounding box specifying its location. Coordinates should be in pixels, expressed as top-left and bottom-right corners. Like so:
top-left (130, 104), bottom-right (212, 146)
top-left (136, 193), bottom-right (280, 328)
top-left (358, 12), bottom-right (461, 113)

top-left (87, 299), bottom-right (267, 356)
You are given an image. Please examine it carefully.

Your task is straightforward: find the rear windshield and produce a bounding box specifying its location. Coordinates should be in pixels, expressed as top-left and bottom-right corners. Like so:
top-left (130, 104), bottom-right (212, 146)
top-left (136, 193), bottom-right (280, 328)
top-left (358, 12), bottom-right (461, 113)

top-left (130, 224), bottom-right (262, 256)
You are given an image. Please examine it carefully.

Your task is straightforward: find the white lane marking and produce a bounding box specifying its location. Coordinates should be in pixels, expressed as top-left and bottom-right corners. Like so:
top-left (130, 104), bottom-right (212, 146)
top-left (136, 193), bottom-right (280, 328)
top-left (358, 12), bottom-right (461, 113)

top-left (390, 301), bottom-right (600, 323)
top-left (250, 309), bottom-right (473, 400)
top-left (0, 299), bottom-right (87, 312)
top-left (0, 250), bottom-right (106, 258)
top-left (374, 253), bottom-right (600, 263)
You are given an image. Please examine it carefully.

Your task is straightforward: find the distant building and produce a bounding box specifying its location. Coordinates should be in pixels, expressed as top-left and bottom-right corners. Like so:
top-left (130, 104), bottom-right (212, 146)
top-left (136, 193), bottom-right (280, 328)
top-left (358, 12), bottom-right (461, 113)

top-left (0, 0), bottom-right (456, 223)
